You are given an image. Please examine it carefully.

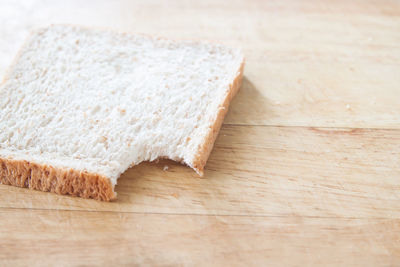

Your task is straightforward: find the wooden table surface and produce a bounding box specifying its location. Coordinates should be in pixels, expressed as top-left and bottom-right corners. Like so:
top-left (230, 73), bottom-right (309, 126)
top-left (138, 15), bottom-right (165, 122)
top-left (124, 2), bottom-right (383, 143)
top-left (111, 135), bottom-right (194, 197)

top-left (1, 0), bottom-right (400, 266)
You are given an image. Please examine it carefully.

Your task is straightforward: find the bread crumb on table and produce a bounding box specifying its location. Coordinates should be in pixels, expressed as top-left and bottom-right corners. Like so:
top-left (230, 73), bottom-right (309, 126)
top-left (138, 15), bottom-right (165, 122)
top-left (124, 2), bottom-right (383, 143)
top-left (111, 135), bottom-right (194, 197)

top-left (163, 165), bottom-right (169, 171)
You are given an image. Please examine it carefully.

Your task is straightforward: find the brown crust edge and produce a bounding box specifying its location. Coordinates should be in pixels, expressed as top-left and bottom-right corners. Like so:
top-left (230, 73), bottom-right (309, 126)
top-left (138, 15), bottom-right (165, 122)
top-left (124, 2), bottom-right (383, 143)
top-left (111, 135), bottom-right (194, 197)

top-left (192, 61), bottom-right (245, 175)
top-left (0, 158), bottom-right (116, 201)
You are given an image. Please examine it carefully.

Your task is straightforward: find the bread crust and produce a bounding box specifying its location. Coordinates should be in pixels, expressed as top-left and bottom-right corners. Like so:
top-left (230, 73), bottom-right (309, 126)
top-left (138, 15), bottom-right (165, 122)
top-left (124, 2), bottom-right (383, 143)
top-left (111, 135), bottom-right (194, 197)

top-left (192, 61), bottom-right (245, 175)
top-left (0, 158), bottom-right (116, 201)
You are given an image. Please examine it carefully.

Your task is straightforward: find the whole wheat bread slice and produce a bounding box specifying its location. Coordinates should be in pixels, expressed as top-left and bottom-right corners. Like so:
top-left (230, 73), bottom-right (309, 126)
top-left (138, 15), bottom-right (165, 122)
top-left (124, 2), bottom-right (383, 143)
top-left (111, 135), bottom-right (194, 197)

top-left (0, 25), bottom-right (244, 201)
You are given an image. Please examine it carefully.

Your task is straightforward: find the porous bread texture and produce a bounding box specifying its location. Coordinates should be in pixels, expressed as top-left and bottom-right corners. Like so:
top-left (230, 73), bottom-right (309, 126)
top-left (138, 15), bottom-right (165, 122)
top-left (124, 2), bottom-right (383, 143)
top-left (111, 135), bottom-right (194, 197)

top-left (0, 25), bottom-right (244, 201)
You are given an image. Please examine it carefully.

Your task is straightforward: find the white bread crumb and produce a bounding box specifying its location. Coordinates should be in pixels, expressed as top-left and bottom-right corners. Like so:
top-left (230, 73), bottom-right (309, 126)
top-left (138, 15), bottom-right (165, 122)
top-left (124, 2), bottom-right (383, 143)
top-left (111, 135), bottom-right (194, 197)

top-left (0, 25), bottom-right (244, 190)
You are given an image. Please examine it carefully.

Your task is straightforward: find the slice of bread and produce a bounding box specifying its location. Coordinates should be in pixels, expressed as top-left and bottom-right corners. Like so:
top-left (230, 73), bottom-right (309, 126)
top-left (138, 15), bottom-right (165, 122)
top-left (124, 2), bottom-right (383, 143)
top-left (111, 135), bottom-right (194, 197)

top-left (0, 25), bottom-right (244, 201)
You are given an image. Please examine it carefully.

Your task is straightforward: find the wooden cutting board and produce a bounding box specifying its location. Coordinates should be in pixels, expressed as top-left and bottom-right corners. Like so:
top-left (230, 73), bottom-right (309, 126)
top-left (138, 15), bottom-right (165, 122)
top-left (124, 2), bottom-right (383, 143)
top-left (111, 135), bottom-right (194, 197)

top-left (1, 0), bottom-right (399, 266)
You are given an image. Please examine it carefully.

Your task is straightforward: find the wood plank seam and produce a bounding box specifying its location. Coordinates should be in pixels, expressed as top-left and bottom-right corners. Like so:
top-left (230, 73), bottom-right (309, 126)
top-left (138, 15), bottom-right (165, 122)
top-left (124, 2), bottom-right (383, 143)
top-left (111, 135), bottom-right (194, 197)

top-left (223, 123), bottom-right (400, 131)
top-left (0, 206), bottom-right (397, 220)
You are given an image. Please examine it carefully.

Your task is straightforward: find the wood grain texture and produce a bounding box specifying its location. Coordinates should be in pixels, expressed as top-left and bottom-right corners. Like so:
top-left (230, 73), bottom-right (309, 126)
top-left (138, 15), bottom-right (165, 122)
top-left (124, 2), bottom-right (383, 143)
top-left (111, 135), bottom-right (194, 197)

top-left (1, 208), bottom-right (399, 266)
top-left (0, 0), bottom-right (399, 266)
